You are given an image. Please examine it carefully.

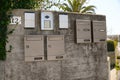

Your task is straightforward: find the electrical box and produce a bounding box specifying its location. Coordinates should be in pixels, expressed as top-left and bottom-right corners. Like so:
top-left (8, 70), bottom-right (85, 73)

top-left (24, 12), bottom-right (35, 28)
top-left (24, 35), bottom-right (44, 61)
top-left (93, 21), bottom-right (106, 42)
top-left (41, 12), bottom-right (53, 30)
top-left (59, 14), bottom-right (68, 28)
top-left (47, 35), bottom-right (65, 60)
top-left (76, 19), bottom-right (91, 43)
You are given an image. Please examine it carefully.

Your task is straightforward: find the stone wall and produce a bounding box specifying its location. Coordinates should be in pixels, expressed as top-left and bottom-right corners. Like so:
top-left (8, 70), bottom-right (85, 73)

top-left (0, 9), bottom-right (108, 80)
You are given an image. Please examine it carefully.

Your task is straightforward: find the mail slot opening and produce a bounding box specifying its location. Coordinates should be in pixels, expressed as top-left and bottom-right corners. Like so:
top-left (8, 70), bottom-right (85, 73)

top-left (56, 56), bottom-right (63, 59)
top-left (84, 39), bottom-right (90, 41)
top-left (34, 57), bottom-right (42, 60)
top-left (100, 39), bottom-right (105, 41)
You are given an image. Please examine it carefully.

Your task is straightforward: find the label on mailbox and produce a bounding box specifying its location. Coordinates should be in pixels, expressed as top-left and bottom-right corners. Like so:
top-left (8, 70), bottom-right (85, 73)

top-left (76, 19), bottom-right (91, 43)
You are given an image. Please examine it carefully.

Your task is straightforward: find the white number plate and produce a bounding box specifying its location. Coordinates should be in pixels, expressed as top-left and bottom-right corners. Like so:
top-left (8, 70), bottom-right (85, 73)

top-left (10, 16), bottom-right (21, 24)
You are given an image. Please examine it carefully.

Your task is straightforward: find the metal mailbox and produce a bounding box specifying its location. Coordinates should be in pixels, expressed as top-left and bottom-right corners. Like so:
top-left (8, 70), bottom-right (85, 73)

top-left (93, 21), bottom-right (106, 42)
top-left (47, 35), bottom-right (65, 60)
top-left (76, 19), bottom-right (91, 43)
top-left (24, 35), bottom-right (44, 61)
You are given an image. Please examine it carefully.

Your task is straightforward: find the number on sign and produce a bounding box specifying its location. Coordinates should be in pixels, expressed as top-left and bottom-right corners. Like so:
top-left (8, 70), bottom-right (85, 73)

top-left (10, 16), bottom-right (21, 24)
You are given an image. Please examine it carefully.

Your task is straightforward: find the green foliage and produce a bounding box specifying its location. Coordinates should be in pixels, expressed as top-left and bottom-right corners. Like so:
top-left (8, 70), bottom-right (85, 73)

top-left (0, 26), bottom-right (7, 60)
top-left (38, 0), bottom-right (61, 10)
top-left (11, 0), bottom-right (38, 9)
top-left (107, 40), bottom-right (118, 52)
top-left (117, 56), bottom-right (120, 59)
top-left (0, 0), bottom-right (12, 60)
top-left (110, 63), bottom-right (115, 69)
top-left (56, 0), bottom-right (96, 13)
top-left (116, 61), bottom-right (120, 70)
top-left (107, 40), bottom-right (115, 52)
top-left (113, 40), bottom-right (118, 48)
top-left (116, 64), bottom-right (120, 70)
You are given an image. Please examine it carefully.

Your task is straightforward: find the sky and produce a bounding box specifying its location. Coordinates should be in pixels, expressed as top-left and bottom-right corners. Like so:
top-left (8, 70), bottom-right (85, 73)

top-left (89, 0), bottom-right (120, 35)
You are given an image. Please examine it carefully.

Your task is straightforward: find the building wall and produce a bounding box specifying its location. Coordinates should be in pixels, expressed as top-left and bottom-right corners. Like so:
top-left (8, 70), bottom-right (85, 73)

top-left (0, 9), bottom-right (108, 80)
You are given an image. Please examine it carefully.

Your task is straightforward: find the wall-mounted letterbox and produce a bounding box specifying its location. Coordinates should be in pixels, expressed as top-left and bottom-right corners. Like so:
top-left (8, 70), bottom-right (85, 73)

top-left (47, 35), bottom-right (65, 60)
top-left (76, 19), bottom-right (91, 43)
top-left (24, 35), bottom-right (44, 61)
top-left (41, 12), bottom-right (53, 30)
top-left (24, 12), bottom-right (35, 28)
top-left (93, 21), bottom-right (106, 42)
top-left (59, 14), bottom-right (68, 28)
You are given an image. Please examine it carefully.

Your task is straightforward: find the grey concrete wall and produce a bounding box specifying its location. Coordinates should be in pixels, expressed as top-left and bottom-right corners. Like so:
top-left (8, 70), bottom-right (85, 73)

top-left (0, 9), bottom-right (108, 80)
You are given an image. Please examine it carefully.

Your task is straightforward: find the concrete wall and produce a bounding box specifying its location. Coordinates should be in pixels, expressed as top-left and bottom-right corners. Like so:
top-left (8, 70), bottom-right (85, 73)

top-left (0, 9), bottom-right (108, 80)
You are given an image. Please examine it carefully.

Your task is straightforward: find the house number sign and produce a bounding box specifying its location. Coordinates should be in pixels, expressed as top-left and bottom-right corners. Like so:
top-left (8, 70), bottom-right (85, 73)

top-left (10, 16), bottom-right (21, 24)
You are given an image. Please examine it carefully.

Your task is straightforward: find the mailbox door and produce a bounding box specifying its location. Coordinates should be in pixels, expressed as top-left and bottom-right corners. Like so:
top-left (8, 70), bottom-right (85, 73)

top-left (24, 35), bottom-right (44, 61)
top-left (76, 19), bottom-right (91, 43)
top-left (47, 35), bottom-right (65, 60)
top-left (93, 21), bottom-right (106, 42)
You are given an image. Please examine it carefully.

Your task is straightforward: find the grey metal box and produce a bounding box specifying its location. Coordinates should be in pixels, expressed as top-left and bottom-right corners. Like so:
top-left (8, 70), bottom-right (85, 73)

top-left (24, 35), bottom-right (44, 61)
top-left (76, 19), bottom-right (91, 43)
top-left (93, 21), bottom-right (106, 42)
top-left (47, 35), bottom-right (65, 60)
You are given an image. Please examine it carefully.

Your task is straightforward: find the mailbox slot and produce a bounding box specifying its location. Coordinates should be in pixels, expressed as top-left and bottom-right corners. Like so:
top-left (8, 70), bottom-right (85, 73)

top-left (92, 21), bottom-right (106, 42)
top-left (47, 35), bottom-right (65, 60)
top-left (76, 19), bottom-right (91, 43)
top-left (24, 35), bottom-right (44, 61)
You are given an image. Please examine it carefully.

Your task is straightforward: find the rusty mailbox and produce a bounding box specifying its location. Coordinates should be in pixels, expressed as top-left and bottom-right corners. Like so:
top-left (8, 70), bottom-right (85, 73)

top-left (24, 35), bottom-right (44, 61)
top-left (76, 19), bottom-right (91, 43)
top-left (47, 35), bottom-right (65, 60)
top-left (93, 21), bottom-right (106, 42)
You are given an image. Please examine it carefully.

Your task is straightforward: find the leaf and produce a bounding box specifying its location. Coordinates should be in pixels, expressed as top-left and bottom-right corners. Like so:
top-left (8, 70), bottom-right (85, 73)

top-left (81, 5), bottom-right (96, 13)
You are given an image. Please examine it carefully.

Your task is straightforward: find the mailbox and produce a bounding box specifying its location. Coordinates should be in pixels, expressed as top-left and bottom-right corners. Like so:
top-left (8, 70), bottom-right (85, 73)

top-left (24, 35), bottom-right (44, 61)
top-left (41, 11), bottom-right (53, 30)
top-left (59, 14), bottom-right (68, 28)
top-left (47, 35), bottom-right (65, 60)
top-left (76, 19), bottom-right (91, 43)
top-left (92, 21), bottom-right (106, 42)
top-left (24, 12), bottom-right (35, 28)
